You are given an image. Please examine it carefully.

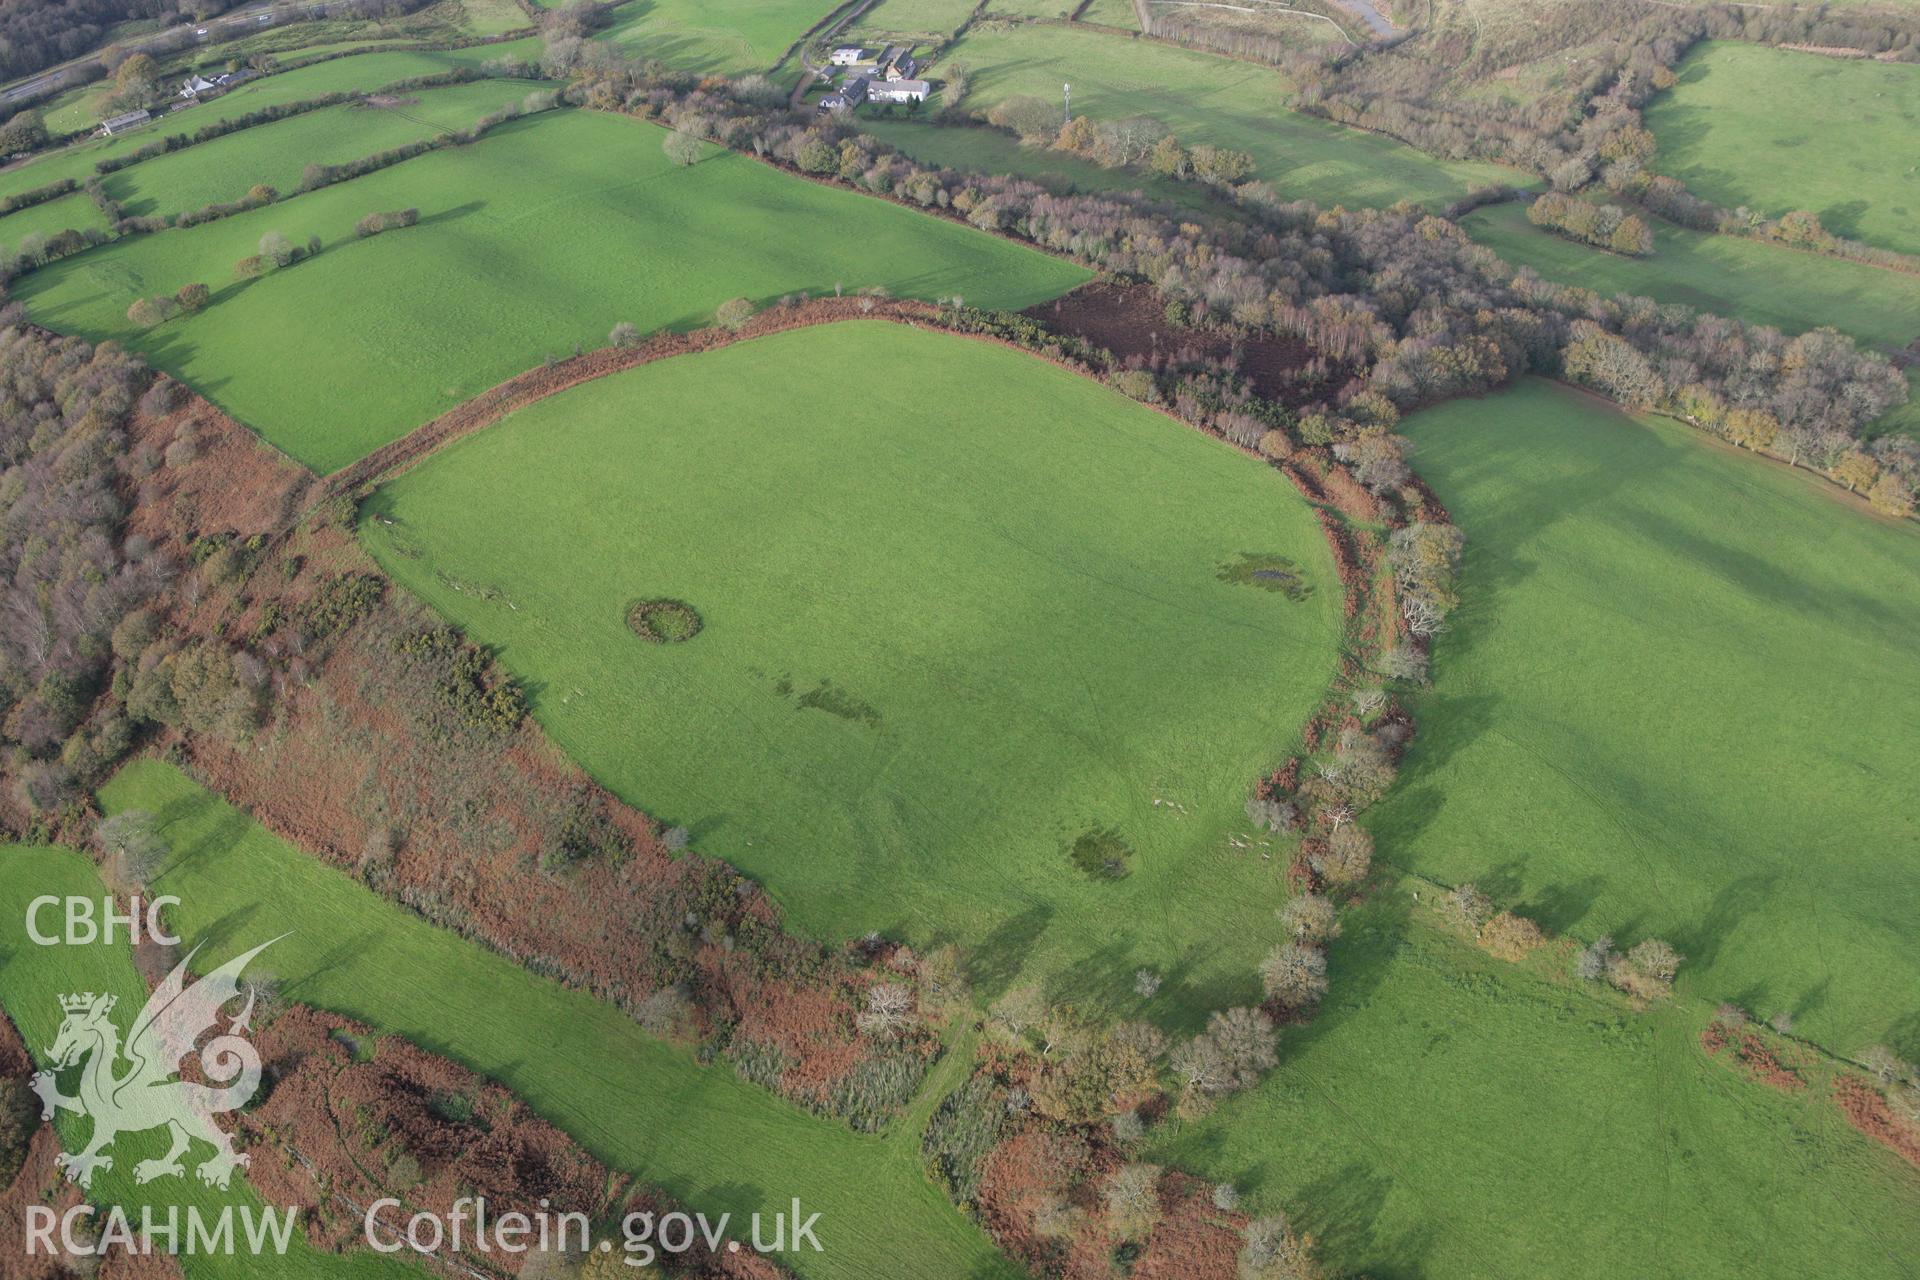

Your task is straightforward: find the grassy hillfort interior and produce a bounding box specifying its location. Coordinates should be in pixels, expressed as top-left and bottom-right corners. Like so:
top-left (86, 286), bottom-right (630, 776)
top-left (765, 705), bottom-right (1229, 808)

top-left (0, 0), bottom-right (1913, 1277)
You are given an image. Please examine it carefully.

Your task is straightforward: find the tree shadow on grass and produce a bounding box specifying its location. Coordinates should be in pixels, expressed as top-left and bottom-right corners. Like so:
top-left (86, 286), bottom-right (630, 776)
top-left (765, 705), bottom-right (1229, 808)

top-left (1789, 976), bottom-right (1830, 1031)
top-left (1271, 887), bottom-right (1413, 1063)
top-left (414, 198), bottom-right (484, 230)
top-left (964, 903), bottom-right (1052, 1003)
top-left (169, 900), bottom-right (265, 967)
top-left (1667, 871), bottom-right (1777, 975)
top-left (1366, 781), bottom-right (1445, 856)
top-left (1616, 502), bottom-right (1909, 634)
top-left (281, 929), bottom-right (387, 1001)
top-left (1294, 1161), bottom-right (1438, 1280)
top-left (1819, 198), bottom-right (1871, 242)
top-left (1384, 691), bottom-right (1500, 781)
top-left (1516, 873), bottom-right (1607, 936)
top-left (688, 1178), bottom-right (768, 1220)
top-left (1880, 1007), bottom-right (1920, 1062)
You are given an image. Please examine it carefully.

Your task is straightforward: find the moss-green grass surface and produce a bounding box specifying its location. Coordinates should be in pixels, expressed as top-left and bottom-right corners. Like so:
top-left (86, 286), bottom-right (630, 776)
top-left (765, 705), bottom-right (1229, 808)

top-left (0, 845), bottom-right (429, 1279)
top-left (1079, 0), bottom-right (1142, 28)
top-left (847, 0), bottom-right (980, 38)
top-left (95, 759), bottom-right (1019, 1280)
top-left (861, 116), bottom-right (1226, 212)
top-left (596, 0), bottom-right (835, 72)
top-left (362, 321), bottom-right (1342, 1016)
top-left (984, 0), bottom-right (1082, 17)
top-left (1372, 379), bottom-right (1920, 1050)
top-left (0, 47), bottom-right (545, 210)
top-left (939, 22), bottom-right (1520, 207)
top-left (0, 190), bottom-right (109, 248)
top-left (1459, 199), bottom-right (1920, 437)
top-left (1461, 199), bottom-right (1920, 353)
top-left (456, 0), bottom-right (532, 37)
top-left (15, 110), bottom-right (1088, 471)
top-left (1647, 42), bottom-right (1920, 256)
top-left (104, 79), bottom-right (546, 219)
top-left (41, 81), bottom-right (109, 135)
top-left (1152, 888), bottom-right (1920, 1280)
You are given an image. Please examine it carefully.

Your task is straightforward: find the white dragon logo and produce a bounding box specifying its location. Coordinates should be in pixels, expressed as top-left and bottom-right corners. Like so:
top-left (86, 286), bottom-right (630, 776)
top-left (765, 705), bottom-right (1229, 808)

top-left (29, 937), bottom-right (280, 1191)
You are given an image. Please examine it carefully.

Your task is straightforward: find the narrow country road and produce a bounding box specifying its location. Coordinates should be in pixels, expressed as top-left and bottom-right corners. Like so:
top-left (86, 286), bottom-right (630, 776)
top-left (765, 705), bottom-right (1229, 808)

top-left (2, 0), bottom-right (281, 104)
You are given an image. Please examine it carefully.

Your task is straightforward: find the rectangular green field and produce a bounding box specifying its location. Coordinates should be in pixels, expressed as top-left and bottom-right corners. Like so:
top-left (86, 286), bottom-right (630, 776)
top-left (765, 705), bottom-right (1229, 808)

top-left (40, 80), bottom-right (108, 135)
top-left (1460, 200), bottom-right (1920, 438)
top-left (848, 0), bottom-right (982, 38)
top-left (104, 79), bottom-right (548, 220)
top-left (93, 760), bottom-right (1019, 1280)
top-left (14, 109), bottom-right (1089, 471)
top-left (455, 0), bottom-right (533, 37)
top-left (1373, 378), bottom-right (1920, 1051)
top-left (1079, 0), bottom-right (1142, 28)
top-left (0, 189), bottom-right (108, 248)
top-left (0, 47), bottom-right (545, 210)
top-left (984, 0), bottom-right (1083, 17)
top-left (1461, 200), bottom-right (1920, 352)
top-left (1152, 889), bottom-right (1920, 1280)
top-left (860, 116), bottom-right (1226, 211)
top-left (1646, 42), bottom-right (1920, 257)
top-left (596, 0), bottom-right (836, 72)
top-left (361, 320), bottom-right (1344, 1020)
top-left (936, 22), bottom-right (1521, 208)
top-left (0, 845), bottom-right (430, 1280)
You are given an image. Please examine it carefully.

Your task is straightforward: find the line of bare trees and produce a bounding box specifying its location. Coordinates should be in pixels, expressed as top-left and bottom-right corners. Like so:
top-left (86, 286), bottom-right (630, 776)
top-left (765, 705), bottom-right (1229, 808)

top-left (549, 45), bottom-right (1915, 514)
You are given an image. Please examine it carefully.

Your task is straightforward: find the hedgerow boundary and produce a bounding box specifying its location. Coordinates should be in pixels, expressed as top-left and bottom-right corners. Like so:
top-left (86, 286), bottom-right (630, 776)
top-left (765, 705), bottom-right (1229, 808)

top-left (318, 294), bottom-right (1437, 1275)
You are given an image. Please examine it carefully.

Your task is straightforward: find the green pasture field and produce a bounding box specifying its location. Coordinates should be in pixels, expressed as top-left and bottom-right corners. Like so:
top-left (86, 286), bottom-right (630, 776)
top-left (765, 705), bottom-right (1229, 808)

top-left (1078, 0), bottom-right (1142, 29)
top-left (847, 0), bottom-right (981, 38)
top-left (361, 320), bottom-right (1342, 1019)
top-left (984, 0), bottom-right (1082, 17)
top-left (41, 81), bottom-right (111, 134)
top-left (1152, 887), bottom-right (1920, 1280)
top-left (1370, 379), bottom-right (1920, 1051)
top-left (0, 845), bottom-right (429, 1280)
top-left (454, 0), bottom-right (532, 36)
top-left (1458, 200), bottom-right (1920, 437)
top-left (596, 0), bottom-right (835, 73)
top-left (859, 116), bottom-right (1226, 211)
top-left (1461, 200), bottom-right (1920, 352)
top-left (934, 22), bottom-right (1520, 208)
top-left (102, 79), bottom-right (546, 220)
top-left (0, 190), bottom-right (108, 249)
top-left (1646, 42), bottom-right (1920, 257)
top-left (0, 47), bottom-right (543, 210)
top-left (97, 759), bottom-right (1019, 1280)
top-left (14, 110), bottom-right (1088, 471)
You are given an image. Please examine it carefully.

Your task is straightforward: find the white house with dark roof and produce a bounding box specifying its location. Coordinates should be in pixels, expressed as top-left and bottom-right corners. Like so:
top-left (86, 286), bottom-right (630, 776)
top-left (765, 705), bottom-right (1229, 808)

top-left (885, 52), bottom-right (920, 80)
top-left (820, 74), bottom-right (874, 112)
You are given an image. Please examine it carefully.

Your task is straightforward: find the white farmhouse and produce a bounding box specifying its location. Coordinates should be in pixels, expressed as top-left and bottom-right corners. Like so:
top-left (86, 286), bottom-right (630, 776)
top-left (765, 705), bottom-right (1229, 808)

top-left (866, 78), bottom-right (929, 104)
